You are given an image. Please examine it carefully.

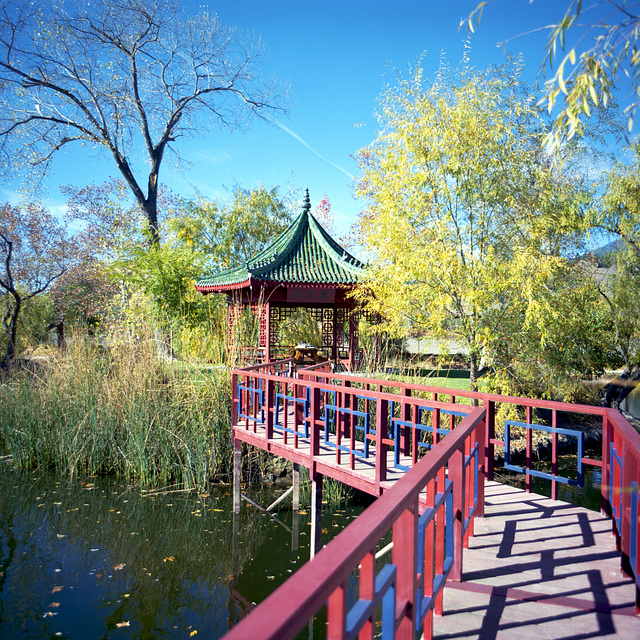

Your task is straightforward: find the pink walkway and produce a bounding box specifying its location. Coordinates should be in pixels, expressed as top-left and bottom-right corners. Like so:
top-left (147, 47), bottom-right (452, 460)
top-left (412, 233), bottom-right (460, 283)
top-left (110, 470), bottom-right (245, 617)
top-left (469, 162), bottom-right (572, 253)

top-left (435, 481), bottom-right (640, 639)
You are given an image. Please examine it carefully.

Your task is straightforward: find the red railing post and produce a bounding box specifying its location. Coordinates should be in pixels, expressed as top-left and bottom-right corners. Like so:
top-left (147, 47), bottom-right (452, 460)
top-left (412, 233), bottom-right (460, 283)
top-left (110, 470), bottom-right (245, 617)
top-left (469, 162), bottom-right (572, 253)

top-left (476, 419), bottom-right (486, 518)
top-left (526, 405), bottom-right (533, 493)
top-left (602, 412), bottom-right (612, 518)
top-left (401, 387), bottom-right (411, 456)
top-left (424, 478), bottom-right (436, 633)
top-left (482, 398), bottom-right (494, 481)
top-left (621, 437), bottom-right (634, 577)
top-left (310, 384), bottom-right (321, 459)
top-left (464, 435), bottom-right (473, 545)
top-left (392, 501), bottom-right (418, 640)
top-left (450, 444), bottom-right (465, 581)
top-left (265, 377), bottom-right (274, 441)
top-left (551, 409), bottom-right (558, 500)
top-left (231, 371), bottom-right (239, 427)
top-left (375, 397), bottom-right (388, 492)
top-left (327, 583), bottom-right (347, 640)
top-left (358, 550), bottom-right (376, 640)
top-left (435, 466), bottom-right (446, 616)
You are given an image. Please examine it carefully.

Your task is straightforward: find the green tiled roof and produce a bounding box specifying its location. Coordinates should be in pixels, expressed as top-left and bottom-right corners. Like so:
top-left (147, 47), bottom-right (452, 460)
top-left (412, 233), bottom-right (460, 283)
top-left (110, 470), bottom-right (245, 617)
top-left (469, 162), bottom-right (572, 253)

top-left (195, 191), bottom-right (366, 292)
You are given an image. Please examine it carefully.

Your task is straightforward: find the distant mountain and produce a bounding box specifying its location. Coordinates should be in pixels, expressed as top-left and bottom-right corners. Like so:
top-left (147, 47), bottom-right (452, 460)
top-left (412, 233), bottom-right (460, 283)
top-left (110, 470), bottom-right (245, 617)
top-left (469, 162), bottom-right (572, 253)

top-left (591, 238), bottom-right (624, 265)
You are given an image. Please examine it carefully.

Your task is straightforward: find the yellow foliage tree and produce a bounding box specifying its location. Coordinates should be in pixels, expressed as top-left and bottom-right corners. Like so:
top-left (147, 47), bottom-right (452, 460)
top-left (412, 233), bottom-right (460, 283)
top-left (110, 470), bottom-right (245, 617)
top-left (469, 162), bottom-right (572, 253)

top-left (354, 60), bottom-right (589, 391)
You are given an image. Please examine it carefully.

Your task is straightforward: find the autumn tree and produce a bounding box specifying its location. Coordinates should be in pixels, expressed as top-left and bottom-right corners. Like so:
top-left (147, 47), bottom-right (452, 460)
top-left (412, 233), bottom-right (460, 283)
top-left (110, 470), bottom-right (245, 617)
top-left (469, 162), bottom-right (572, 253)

top-left (313, 194), bottom-right (337, 236)
top-left (62, 178), bottom-right (198, 326)
top-left (354, 60), bottom-right (589, 391)
top-left (586, 144), bottom-right (640, 380)
top-left (172, 185), bottom-right (297, 270)
top-left (0, 0), bottom-right (285, 245)
top-left (0, 203), bottom-right (80, 364)
top-left (466, 1), bottom-right (639, 147)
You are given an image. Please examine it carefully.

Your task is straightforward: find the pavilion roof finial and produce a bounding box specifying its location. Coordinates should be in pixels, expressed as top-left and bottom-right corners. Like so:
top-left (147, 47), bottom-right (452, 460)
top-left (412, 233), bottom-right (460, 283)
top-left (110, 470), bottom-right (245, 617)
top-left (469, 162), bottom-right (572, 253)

top-left (303, 187), bottom-right (311, 213)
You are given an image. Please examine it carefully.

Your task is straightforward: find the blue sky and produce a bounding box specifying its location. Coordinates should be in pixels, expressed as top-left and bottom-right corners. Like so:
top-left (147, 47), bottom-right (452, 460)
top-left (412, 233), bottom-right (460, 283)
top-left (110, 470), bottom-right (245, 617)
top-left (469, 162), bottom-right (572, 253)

top-left (1, 0), bottom-right (633, 234)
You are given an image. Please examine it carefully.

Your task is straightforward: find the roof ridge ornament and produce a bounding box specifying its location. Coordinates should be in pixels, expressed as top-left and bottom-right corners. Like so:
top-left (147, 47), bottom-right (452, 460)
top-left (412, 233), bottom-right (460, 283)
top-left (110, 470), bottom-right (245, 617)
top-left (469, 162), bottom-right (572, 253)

top-left (303, 187), bottom-right (311, 213)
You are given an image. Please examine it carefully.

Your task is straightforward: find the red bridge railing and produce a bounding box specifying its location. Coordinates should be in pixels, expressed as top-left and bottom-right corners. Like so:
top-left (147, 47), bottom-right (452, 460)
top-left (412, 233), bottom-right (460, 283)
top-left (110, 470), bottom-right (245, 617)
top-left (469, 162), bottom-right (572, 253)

top-left (232, 361), bottom-right (476, 496)
top-left (226, 403), bottom-right (486, 640)
top-left (228, 365), bottom-right (640, 638)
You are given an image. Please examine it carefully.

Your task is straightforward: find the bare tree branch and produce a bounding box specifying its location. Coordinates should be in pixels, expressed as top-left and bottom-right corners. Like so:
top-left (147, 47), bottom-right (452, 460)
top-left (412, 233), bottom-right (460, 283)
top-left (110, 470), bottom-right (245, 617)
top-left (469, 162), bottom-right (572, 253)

top-left (0, 0), bottom-right (287, 246)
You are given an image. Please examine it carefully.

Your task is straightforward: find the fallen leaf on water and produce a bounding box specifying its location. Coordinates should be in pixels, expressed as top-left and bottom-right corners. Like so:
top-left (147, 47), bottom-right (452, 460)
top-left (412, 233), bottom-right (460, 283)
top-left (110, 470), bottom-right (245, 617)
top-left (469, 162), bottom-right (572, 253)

top-left (212, 508), bottom-right (224, 512)
top-left (163, 556), bottom-right (175, 562)
top-left (49, 602), bottom-right (61, 608)
top-left (266, 575), bottom-right (275, 580)
top-left (113, 563), bottom-right (126, 570)
top-left (56, 534), bottom-right (66, 539)
top-left (51, 586), bottom-right (63, 594)
top-left (190, 631), bottom-right (198, 637)
top-left (115, 621), bottom-right (130, 628)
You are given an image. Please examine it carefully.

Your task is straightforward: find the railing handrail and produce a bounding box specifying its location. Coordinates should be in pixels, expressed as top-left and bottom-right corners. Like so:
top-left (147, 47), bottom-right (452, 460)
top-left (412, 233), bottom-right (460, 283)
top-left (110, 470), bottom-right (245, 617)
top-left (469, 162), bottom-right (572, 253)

top-left (233, 358), bottom-right (293, 373)
top-left (223, 406), bottom-right (487, 640)
top-left (298, 369), bottom-right (609, 417)
top-left (233, 367), bottom-right (477, 415)
top-left (606, 408), bottom-right (640, 453)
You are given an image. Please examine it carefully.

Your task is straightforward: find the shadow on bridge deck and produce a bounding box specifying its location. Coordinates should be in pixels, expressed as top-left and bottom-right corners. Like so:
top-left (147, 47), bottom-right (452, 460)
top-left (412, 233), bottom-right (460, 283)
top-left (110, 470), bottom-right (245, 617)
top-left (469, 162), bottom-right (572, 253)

top-left (436, 481), bottom-right (639, 639)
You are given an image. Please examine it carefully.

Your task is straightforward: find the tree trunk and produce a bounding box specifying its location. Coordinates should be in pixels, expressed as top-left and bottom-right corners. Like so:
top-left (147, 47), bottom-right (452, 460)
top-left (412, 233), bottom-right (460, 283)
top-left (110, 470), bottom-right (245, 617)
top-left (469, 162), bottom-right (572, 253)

top-left (470, 351), bottom-right (479, 406)
top-left (145, 171), bottom-right (160, 246)
top-left (2, 292), bottom-right (21, 365)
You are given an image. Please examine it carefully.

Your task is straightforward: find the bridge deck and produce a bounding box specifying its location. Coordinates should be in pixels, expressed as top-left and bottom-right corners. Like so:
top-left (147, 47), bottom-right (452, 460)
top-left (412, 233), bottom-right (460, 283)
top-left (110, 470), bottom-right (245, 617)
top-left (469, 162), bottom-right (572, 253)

top-left (436, 481), bottom-right (639, 639)
top-left (233, 417), bottom-right (415, 496)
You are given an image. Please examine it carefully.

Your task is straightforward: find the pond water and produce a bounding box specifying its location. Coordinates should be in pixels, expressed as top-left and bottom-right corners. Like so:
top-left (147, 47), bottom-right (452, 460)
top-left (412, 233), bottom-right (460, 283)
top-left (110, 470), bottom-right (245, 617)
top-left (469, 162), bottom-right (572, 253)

top-left (0, 454), bottom-right (606, 639)
top-left (0, 462), bottom-right (364, 639)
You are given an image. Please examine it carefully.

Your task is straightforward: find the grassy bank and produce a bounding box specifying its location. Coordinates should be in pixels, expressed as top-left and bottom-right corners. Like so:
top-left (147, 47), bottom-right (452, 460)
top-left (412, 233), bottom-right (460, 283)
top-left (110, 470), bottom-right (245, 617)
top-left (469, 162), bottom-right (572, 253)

top-left (0, 336), bottom-right (233, 492)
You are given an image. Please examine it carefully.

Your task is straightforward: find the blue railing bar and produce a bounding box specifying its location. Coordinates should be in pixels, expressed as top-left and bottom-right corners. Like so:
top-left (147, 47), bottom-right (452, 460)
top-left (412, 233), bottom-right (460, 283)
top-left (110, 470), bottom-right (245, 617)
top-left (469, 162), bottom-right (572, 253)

top-left (391, 417), bottom-right (451, 437)
top-left (505, 421), bottom-right (584, 488)
top-left (445, 483), bottom-right (454, 563)
top-left (419, 572), bottom-right (447, 622)
top-left (609, 444), bottom-right (624, 531)
top-left (344, 563), bottom-right (397, 640)
top-left (381, 573), bottom-right (396, 640)
top-left (506, 419), bottom-right (585, 438)
top-left (275, 392), bottom-right (309, 407)
top-left (502, 463), bottom-right (584, 486)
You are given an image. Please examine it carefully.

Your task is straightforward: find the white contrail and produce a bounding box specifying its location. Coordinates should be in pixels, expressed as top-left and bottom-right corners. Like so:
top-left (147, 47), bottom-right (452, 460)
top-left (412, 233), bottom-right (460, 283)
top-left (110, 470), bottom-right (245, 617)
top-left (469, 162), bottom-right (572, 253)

top-left (274, 120), bottom-right (355, 180)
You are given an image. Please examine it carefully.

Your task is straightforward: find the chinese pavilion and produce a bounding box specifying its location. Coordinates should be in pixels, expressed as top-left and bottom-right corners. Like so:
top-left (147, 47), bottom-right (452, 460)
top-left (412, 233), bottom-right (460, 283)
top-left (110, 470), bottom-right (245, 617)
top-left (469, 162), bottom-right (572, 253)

top-left (195, 190), bottom-right (375, 366)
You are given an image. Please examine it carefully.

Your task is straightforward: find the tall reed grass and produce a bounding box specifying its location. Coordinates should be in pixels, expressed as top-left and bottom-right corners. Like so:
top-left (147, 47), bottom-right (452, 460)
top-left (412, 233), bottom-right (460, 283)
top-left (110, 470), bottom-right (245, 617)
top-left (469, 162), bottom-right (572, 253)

top-left (0, 332), bottom-right (233, 491)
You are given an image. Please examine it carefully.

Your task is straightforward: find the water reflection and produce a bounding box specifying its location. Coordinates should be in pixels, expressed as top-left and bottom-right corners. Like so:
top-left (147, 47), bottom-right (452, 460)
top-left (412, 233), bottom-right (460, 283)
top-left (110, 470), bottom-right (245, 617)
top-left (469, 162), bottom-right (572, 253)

top-left (0, 466), bottom-right (363, 639)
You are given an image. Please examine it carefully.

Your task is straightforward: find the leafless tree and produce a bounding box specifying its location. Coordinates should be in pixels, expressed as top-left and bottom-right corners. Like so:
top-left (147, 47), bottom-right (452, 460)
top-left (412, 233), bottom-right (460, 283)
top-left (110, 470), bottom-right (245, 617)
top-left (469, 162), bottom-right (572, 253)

top-left (0, 0), bottom-right (286, 245)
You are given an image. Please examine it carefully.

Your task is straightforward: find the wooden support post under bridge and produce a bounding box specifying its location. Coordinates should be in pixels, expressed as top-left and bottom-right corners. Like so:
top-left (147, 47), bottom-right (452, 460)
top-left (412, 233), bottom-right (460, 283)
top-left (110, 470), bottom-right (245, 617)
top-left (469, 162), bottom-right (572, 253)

top-left (310, 471), bottom-right (323, 558)
top-left (233, 439), bottom-right (242, 514)
top-left (233, 446), bottom-right (302, 516)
